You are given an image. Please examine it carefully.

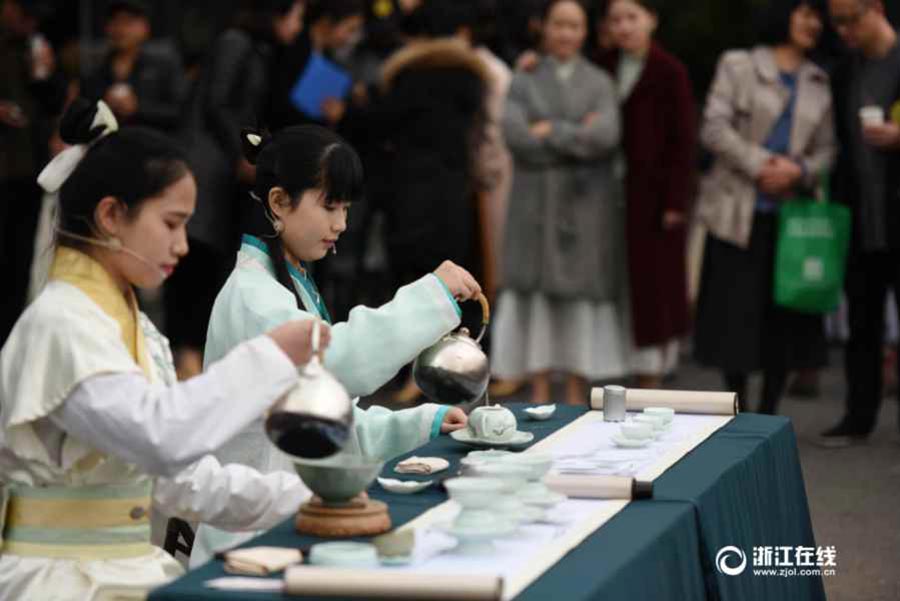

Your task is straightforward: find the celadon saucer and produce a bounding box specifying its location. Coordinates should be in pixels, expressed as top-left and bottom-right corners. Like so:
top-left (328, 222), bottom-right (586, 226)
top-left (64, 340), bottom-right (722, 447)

top-left (379, 555), bottom-right (413, 566)
top-left (377, 477), bottom-right (433, 494)
top-left (515, 504), bottom-right (547, 523)
top-left (450, 429), bottom-right (535, 448)
top-left (611, 434), bottom-right (651, 449)
top-left (519, 488), bottom-right (567, 508)
top-left (524, 404), bottom-right (556, 421)
top-left (309, 542), bottom-right (378, 567)
top-left (438, 519), bottom-right (518, 554)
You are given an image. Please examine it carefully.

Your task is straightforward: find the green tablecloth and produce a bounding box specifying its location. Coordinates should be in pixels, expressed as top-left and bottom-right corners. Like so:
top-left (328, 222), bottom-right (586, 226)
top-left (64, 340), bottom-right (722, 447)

top-left (149, 405), bottom-right (823, 601)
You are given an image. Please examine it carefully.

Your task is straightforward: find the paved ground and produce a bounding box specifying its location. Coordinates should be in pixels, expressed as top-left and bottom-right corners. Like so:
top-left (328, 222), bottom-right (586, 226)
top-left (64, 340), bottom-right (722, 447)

top-left (665, 355), bottom-right (900, 601)
top-left (366, 350), bottom-right (900, 601)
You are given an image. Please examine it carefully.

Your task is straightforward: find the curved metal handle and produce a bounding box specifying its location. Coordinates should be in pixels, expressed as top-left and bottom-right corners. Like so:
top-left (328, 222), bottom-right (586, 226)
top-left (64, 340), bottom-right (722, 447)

top-left (311, 318), bottom-right (324, 364)
top-left (472, 292), bottom-right (490, 344)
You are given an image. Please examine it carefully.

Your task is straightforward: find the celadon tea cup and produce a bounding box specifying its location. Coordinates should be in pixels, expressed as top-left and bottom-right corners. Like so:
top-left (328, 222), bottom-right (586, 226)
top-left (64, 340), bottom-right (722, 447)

top-left (460, 449), bottom-right (515, 475)
top-left (468, 405), bottom-right (518, 442)
top-left (444, 477), bottom-right (505, 528)
top-left (500, 452), bottom-right (554, 481)
top-left (469, 462), bottom-right (542, 524)
top-left (620, 422), bottom-right (653, 440)
top-left (633, 414), bottom-right (666, 432)
top-left (643, 407), bottom-right (675, 425)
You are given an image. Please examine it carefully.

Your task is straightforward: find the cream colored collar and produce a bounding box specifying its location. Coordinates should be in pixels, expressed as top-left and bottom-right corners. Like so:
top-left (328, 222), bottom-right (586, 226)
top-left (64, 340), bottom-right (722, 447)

top-left (49, 246), bottom-right (151, 378)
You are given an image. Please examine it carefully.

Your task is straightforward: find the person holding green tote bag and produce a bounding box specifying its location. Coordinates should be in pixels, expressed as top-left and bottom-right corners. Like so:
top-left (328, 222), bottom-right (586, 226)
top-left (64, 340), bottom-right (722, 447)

top-left (773, 174), bottom-right (851, 313)
top-left (694, 0), bottom-right (836, 415)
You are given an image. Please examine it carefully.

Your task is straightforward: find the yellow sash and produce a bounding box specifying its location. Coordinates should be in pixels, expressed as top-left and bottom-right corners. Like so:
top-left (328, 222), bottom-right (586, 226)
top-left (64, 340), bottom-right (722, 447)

top-left (48, 246), bottom-right (152, 378)
top-left (0, 250), bottom-right (158, 560)
top-left (2, 482), bottom-right (154, 560)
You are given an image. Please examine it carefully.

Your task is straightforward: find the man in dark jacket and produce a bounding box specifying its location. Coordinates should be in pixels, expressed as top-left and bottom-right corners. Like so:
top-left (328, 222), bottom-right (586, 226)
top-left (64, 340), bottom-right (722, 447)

top-left (821, 0), bottom-right (900, 446)
top-left (81, 0), bottom-right (184, 132)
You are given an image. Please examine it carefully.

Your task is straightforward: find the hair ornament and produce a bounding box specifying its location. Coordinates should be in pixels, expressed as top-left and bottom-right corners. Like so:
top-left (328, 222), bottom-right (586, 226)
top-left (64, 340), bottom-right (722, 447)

top-left (37, 100), bottom-right (119, 194)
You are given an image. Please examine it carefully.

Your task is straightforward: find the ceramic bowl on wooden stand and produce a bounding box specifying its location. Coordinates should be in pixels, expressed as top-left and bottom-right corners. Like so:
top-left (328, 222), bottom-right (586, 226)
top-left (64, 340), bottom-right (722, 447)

top-left (293, 454), bottom-right (390, 537)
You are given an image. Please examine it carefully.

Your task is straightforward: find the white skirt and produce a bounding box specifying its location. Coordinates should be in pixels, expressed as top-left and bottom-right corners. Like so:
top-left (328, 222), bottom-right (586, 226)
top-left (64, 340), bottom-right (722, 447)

top-left (490, 290), bottom-right (631, 381)
top-left (0, 548), bottom-right (183, 601)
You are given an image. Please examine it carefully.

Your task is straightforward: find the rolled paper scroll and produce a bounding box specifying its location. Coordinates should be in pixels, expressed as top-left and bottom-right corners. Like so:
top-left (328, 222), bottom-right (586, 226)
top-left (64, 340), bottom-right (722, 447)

top-left (589, 388), bottom-right (738, 416)
top-left (544, 475), bottom-right (653, 500)
top-left (284, 567), bottom-right (502, 600)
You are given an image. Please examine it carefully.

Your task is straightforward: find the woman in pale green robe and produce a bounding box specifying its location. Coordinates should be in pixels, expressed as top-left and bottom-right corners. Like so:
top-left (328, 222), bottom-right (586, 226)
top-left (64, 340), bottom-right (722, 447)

top-left (194, 124), bottom-right (482, 564)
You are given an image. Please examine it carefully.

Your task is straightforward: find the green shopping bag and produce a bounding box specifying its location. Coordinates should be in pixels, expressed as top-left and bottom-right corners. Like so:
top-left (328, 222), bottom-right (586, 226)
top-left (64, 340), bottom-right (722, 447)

top-left (773, 175), bottom-right (851, 314)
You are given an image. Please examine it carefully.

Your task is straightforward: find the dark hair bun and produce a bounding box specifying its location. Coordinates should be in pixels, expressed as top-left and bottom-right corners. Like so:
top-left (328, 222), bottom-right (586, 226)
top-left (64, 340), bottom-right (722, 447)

top-left (59, 98), bottom-right (109, 145)
top-left (241, 128), bottom-right (272, 165)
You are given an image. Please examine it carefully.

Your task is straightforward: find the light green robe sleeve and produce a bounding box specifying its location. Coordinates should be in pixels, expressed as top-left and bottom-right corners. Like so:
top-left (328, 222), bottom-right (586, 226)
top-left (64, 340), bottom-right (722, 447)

top-left (205, 261), bottom-right (461, 463)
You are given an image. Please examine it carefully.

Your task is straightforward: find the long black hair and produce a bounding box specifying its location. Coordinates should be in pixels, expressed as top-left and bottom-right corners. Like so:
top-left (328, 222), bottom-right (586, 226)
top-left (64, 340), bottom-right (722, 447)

top-left (233, 0), bottom-right (300, 41)
top-left (242, 124), bottom-right (364, 309)
top-left (757, 0), bottom-right (827, 47)
top-left (304, 0), bottom-right (365, 27)
top-left (57, 98), bottom-right (190, 246)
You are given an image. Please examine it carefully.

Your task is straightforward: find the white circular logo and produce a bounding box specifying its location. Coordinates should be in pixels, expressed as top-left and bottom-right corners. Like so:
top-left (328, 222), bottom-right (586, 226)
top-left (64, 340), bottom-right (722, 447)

top-left (716, 546), bottom-right (747, 576)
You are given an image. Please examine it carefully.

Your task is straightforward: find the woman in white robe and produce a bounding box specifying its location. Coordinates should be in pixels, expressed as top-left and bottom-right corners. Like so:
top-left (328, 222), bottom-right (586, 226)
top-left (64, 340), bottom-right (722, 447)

top-left (0, 99), bottom-right (326, 600)
top-left (194, 124), bottom-right (481, 564)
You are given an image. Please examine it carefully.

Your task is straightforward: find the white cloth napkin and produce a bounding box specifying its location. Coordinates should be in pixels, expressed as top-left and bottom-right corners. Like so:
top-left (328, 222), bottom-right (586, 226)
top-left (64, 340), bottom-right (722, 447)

top-left (223, 547), bottom-right (303, 576)
top-left (395, 456), bottom-right (449, 475)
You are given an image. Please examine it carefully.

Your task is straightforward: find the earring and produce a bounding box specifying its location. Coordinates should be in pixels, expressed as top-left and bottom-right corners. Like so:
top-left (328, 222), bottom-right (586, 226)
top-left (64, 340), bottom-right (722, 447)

top-left (273, 219), bottom-right (284, 234)
top-left (331, 244), bottom-right (337, 255)
top-left (107, 237), bottom-right (123, 251)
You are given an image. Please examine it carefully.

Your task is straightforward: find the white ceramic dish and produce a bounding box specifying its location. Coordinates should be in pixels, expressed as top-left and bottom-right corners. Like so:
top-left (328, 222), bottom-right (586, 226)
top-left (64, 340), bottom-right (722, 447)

top-left (524, 404), bottom-right (557, 421)
top-left (611, 434), bottom-right (651, 449)
top-left (467, 449), bottom-right (515, 462)
top-left (377, 477), bottom-right (433, 494)
top-left (450, 429), bottom-right (534, 448)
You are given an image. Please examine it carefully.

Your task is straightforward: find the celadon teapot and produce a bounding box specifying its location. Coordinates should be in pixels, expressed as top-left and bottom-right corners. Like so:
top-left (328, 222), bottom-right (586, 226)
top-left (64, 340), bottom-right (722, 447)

top-left (413, 293), bottom-right (491, 405)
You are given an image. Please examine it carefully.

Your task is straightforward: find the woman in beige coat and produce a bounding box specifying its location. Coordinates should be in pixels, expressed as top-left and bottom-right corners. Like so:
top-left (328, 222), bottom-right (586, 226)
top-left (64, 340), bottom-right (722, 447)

top-left (693, 0), bottom-right (836, 414)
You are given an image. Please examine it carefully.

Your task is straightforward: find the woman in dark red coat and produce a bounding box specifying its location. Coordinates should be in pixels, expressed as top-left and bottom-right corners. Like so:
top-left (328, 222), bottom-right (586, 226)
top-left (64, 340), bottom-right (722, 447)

top-left (595, 0), bottom-right (697, 388)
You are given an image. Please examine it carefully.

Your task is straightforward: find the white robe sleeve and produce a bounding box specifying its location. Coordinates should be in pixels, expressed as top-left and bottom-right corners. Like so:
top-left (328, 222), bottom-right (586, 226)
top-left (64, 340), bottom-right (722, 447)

top-left (151, 455), bottom-right (310, 531)
top-left (48, 336), bottom-right (297, 477)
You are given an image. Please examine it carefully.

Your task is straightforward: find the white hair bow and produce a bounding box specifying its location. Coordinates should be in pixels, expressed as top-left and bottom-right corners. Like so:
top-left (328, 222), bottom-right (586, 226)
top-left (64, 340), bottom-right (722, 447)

top-left (37, 100), bottom-right (119, 194)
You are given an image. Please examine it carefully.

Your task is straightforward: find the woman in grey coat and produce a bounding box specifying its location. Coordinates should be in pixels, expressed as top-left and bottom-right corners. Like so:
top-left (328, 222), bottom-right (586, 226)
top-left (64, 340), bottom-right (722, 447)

top-left (490, 0), bottom-right (627, 406)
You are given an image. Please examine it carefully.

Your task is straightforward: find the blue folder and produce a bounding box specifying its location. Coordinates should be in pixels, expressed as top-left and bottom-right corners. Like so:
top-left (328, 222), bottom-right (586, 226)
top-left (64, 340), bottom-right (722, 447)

top-left (289, 52), bottom-right (352, 120)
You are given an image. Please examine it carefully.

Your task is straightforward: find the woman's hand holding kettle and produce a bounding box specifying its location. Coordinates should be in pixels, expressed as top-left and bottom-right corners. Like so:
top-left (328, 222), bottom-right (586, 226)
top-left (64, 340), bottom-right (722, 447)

top-left (268, 320), bottom-right (332, 366)
top-left (434, 260), bottom-right (482, 301)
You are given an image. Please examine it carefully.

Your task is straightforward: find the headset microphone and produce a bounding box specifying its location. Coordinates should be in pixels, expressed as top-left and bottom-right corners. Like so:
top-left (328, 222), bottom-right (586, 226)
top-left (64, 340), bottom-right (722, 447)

top-left (56, 229), bottom-right (169, 279)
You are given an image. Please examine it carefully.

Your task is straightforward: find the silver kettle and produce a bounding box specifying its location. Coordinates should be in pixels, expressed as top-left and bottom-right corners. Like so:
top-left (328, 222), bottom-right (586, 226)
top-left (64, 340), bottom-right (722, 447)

top-left (265, 320), bottom-right (354, 459)
top-left (413, 293), bottom-right (491, 405)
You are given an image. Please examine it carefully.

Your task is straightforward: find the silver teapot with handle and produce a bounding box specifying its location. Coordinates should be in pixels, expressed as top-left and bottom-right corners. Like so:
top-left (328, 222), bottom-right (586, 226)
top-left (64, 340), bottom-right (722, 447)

top-left (265, 320), bottom-right (354, 459)
top-left (413, 293), bottom-right (491, 406)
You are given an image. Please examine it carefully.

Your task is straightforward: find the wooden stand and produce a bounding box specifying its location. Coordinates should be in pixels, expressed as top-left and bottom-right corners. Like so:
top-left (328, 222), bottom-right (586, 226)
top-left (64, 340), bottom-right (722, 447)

top-left (295, 496), bottom-right (391, 537)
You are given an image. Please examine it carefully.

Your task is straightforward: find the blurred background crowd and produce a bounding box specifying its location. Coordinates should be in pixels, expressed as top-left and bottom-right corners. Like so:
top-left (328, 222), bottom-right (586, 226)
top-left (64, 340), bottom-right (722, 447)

top-left (3, 0), bottom-right (900, 446)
